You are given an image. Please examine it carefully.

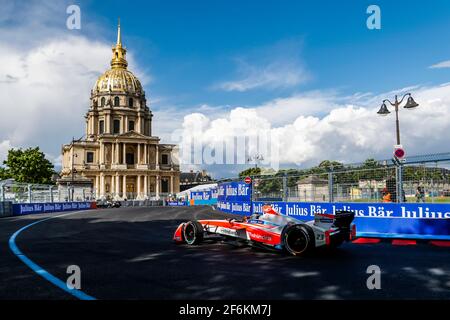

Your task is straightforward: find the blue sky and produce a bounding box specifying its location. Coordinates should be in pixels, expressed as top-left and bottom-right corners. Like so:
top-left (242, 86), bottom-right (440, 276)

top-left (2, 0), bottom-right (450, 178)
top-left (78, 0), bottom-right (450, 108)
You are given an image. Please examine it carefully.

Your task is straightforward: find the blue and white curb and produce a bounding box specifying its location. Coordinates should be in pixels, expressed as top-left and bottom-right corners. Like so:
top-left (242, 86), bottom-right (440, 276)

top-left (8, 211), bottom-right (96, 300)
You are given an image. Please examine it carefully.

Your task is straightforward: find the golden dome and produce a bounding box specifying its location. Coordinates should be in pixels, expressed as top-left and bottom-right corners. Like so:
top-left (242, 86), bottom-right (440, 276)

top-left (92, 19), bottom-right (144, 97)
top-left (93, 68), bottom-right (143, 95)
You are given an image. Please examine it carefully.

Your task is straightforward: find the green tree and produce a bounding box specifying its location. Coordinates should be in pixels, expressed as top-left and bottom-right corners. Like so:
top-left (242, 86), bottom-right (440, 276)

top-left (0, 166), bottom-right (10, 180)
top-left (318, 160), bottom-right (344, 172)
top-left (361, 158), bottom-right (380, 169)
top-left (238, 167), bottom-right (261, 179)
top-left (257, 178), bottom-right (282, 194)
top-left (3, 147), bottom-right (55, 184)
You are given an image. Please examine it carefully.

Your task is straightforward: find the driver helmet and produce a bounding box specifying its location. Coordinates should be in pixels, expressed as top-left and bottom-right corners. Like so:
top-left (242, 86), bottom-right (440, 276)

top-left (262, 204), bottom-right (280, 215)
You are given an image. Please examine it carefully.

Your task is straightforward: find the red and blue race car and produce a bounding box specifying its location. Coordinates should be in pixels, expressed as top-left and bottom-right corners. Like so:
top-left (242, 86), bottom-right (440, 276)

top-left (174, 205), bottom-right (356, 256)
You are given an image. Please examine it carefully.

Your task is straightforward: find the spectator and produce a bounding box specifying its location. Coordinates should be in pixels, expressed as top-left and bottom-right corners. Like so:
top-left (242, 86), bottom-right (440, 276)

top-left (416, 186), bottom-right (425, 203)
top-left (386, 177), bottom-right (397, 202)
top-left (382, 187), bottom-right (391, 202)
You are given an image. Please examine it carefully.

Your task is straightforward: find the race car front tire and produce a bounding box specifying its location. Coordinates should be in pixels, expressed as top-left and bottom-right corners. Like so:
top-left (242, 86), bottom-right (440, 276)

top-left (183, 221), bottom-right (204, 245)
top-left (282, 224), bottom-right (314, 256)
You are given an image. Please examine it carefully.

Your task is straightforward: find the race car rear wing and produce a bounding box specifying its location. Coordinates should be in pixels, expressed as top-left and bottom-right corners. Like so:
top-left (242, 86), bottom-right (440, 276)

top-left (314, 210), bottom-right (355, 230)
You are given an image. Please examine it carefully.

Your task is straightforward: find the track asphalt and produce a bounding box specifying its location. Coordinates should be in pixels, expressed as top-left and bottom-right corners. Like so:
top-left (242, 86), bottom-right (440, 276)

top-left (0, 206), bottom-right (449, 300)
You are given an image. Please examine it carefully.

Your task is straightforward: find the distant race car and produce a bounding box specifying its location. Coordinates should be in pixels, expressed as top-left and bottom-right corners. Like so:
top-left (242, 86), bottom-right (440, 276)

top-left (96, 199), bottom-right (121, 208)
top-left (173, 205), bottom-right (356, 256)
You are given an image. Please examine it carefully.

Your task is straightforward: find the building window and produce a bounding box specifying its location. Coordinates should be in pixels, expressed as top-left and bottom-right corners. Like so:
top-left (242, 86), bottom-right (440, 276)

top-left (161, 154), bottom-right (169, 165)
top-left (129, 120), bottom-right (135, 131)
top-left (101, 97), bottom-right (105, 106)
top-left (86, 152), bottom-right (94, 163)
top-left (114, 96), bottom-right (120, 106)
top-left (129, 98), bottom-right (133, 107)
top-left (113, 119), bottom-right (120, 134)
top-left (161, 178), bottom-right (169, 193)
top-left (99, 120), bottom-right (104, 134)
top-left (126, 153), bottom-right (135, 165)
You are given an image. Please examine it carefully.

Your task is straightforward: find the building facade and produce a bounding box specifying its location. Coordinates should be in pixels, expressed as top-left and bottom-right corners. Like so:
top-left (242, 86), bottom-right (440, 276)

top-left (59, 22), bottom-right (180, 200)
top-left (180, 170), bottom-right (213, 191)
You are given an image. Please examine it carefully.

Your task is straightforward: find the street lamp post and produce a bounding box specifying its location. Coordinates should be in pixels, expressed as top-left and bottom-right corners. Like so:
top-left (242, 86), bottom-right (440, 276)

top-left (377, 93), bottom-right (419, 145)
top-left (247, 154), bottom-right (264, 169)
top-left (377, 93), bottom-right (419, 203)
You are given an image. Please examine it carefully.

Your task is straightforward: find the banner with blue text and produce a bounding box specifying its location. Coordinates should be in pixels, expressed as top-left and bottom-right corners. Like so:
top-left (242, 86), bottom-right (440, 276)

top-left (12, 202), bottom-right (94, 216)
top-left (217, 181), bottom-right (252, 202)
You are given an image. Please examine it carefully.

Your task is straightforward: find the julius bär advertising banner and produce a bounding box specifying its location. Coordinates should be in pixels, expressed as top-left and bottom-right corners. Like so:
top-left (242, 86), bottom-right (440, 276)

top-left (251, 201), bottom-right (450, 240)
top-left (217, 181), bottom-right (252, 202)
top-left (216, 181), bottom-right (252, 212)
top-left (210, 187), bottom-right (218, 199)
top-left (217, 200), bottom-right (252, 215)
top-left (190, 190), bottom-right (218, 205)
top-left (217, 180), bottom-right (450, 239)
top-left (191, 190), bottom-right (212, 201)
top-left (12, 202), bottom-right (94, 216)
top-left (168, 201), bottom-right (187, 206)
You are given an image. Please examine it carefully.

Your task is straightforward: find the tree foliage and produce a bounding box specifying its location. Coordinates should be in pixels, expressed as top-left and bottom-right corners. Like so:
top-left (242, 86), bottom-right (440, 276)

top-left (0, 166), bottom-right (10, 180)
top-left (240, 157), bottom-right (449, 195)
top-left (2, 147), bottom-right (55, 184)
top-left (238, 167), bottom-right (261, 179)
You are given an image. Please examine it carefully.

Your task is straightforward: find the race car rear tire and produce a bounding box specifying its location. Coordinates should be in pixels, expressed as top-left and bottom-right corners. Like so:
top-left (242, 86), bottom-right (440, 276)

top-left (282, 224), bottom-right (314, 256)
top-left (183, 221), bottom-right (204, 245)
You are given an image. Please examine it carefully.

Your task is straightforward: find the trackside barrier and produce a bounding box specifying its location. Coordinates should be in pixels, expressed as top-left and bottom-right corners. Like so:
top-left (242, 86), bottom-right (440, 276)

top-left (11, 202), bottom-right (95, 216)
top-left (168, 201), bottom-right (188, 206)
top-left (217, 180), bottom-right (450, 240)
top-left (121, 200), bottom-right (164, 207)
top-left (0, 201), bottom-right (13, 217)
top-left (189, 189), bottom-right (218, 206)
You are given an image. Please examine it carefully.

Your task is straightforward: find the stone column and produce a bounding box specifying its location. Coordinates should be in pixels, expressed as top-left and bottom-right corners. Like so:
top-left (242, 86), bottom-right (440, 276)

top-left (122, 175), bottom-right (127, 199)
top-left (137, 175), bottom-right (141, 199)
top-left (156, 175), bottom-right (160, 199)
top-left (137, 115), bottom-right (141, 133)
top-left (115, 174), bottom-right (120, 199)
top-left (89, 117), bottom-right (93, 135)
top-left (137, 143), bottom-right (141, 165)
top-left (101, 142), bottom-right (105, 164)
top-left (111, 143), bottom-right (115, 165)
top-left (100, 173), bottom-right (105, 198)
top-left (144, 144), bottom-right (148, 164)
top-left (124, 115), bottom-right (128, 133)
top-left (115, 143), bottom-right (119, 164)
top-left (106, 114), bottom-right (111, 133)
top-left (170, 175), bottom-right (174, 194)
top-left (95, 175), bottom-right (100, 198)
top-left (99, 143), bottom-right (102, 164)
top-left (155, 146), bottom-right (159, 169)
top-left (144, 175), bottom-right (148, 198)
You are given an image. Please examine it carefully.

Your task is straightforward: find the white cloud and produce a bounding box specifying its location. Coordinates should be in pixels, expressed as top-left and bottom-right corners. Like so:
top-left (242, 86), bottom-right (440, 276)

top-left (173, 83), bottom-right (450, 171)
top-left (217, 59), bottom-right (308, 92)
top-left (429, 60), bottom-right (450, 69)
top-left (254, 90), bottom-right (341, 126)
top-left (215, 39), bottom-right (309, 92)
top-left (0, 140), bottom-right (13, 164)
top-left (0, 1), bottom-right (148, 166)
top-left (1, 37), bottom-right (108, 150)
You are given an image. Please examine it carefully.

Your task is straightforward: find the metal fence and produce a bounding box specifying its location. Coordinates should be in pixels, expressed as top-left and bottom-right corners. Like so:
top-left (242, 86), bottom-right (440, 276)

top-left (0, 180), bottom-right (95, 204)
top-left (251, 154), bottom-right (450, 204)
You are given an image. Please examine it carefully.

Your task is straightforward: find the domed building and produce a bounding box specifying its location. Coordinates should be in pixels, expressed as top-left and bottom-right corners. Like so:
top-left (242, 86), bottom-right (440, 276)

top-left (60, 22), bottom-right (180, 200)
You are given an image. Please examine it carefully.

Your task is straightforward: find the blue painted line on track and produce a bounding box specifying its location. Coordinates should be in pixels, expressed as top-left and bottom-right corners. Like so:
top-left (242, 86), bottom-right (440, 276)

top-left (8, 211), bottom-right (96, 300)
